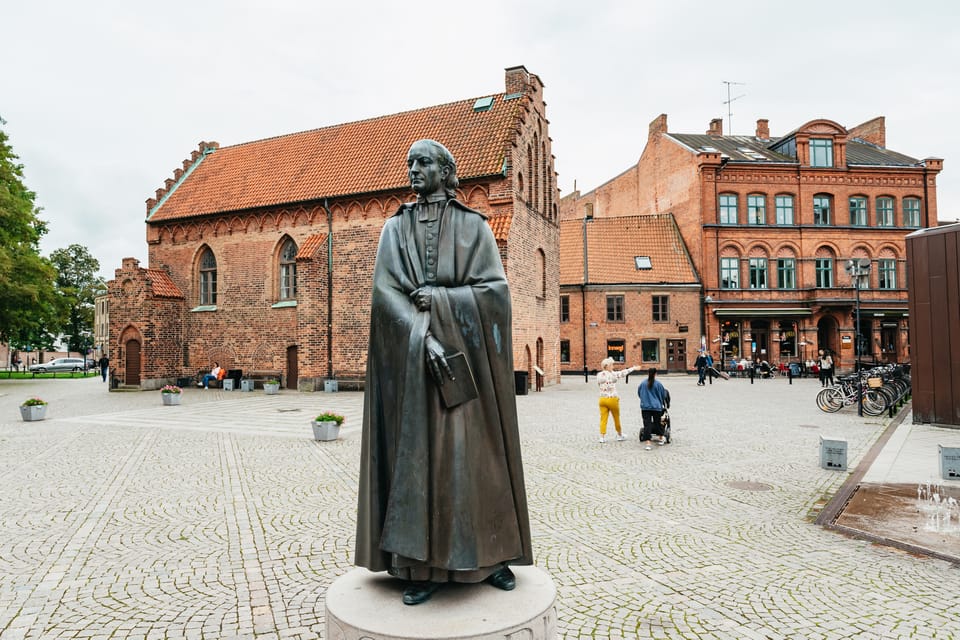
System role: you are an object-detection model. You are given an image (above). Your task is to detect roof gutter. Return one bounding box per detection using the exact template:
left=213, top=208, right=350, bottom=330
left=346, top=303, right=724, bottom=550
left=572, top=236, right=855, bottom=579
left=324, top=198, right=334, bottom=382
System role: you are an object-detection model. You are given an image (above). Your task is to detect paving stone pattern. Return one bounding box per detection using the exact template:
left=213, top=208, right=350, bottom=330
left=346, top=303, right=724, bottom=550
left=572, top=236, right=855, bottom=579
left=1, top=375, right=958, bottom=639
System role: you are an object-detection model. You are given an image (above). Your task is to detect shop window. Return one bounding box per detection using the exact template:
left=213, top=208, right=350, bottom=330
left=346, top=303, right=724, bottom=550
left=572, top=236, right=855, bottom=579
left=641, top=339, right=659, bottom=363
left=607, top=339, right=626, bottom=363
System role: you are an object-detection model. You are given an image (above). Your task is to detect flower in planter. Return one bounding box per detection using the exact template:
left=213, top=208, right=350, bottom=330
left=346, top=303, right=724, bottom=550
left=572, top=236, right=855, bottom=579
left=160, top=385, right=182, bottom=394
left=265, top=379, right=279, bottom=385
left=21, top=397, right=48, bottom=407
left=314, top=411, right=345, bottom=426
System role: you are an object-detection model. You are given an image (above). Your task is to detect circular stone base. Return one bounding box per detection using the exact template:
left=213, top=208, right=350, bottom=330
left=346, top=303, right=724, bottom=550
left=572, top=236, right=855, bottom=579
left=326, top=566, right=556, bottom=640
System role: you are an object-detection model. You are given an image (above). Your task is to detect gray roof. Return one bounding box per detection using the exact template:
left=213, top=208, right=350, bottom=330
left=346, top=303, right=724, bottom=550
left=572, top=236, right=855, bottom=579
left=667, top=133, right=921, bottom=168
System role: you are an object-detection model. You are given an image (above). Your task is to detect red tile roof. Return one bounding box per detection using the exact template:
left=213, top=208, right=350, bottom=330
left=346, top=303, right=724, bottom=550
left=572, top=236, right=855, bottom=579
left=149, top=94, right=527, bottom=222
left=145, top=269, right=184, bottom=298
left=296, top=233, right=328, bottom=260
left=487, top=213, right=512, bottom=243
left=559, top=215, right=698, bottom=285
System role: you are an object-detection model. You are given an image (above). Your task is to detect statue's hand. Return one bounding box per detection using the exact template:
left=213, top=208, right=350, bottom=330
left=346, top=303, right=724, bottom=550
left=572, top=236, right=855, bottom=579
left=424, top=334, right=454, bottom=384
left=410, top=286, right=433, bottom=311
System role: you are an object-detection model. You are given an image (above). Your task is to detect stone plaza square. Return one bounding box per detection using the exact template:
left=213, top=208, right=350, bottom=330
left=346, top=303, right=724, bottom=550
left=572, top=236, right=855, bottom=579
left=1, top=374, right=959, bottom=639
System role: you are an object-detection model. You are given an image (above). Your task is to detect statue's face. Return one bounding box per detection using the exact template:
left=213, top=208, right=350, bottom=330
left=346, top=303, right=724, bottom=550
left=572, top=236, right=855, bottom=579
left=407, top=142, right=448, bottom=197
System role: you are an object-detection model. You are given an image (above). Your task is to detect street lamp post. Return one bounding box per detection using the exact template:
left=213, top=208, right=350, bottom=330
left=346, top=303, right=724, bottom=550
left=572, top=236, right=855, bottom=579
left=846, top=258, right=871, bottom=416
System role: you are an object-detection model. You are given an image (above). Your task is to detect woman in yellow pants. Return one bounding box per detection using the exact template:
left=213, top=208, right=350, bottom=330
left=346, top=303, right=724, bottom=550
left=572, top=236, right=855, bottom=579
left=596, top=357, right=639, bottom=443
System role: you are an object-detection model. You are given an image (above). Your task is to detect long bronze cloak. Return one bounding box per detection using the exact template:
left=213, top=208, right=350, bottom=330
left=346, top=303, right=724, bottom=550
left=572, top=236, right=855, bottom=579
left=354, top=199, right=533, bottom=578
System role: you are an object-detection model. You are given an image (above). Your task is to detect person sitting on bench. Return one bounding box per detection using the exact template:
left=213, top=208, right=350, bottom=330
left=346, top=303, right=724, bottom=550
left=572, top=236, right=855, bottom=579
left=199, top=362, right=223, bottom=389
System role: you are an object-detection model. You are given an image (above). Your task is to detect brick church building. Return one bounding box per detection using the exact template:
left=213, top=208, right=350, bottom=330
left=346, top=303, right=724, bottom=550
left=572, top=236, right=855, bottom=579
left=561, top=114, right=942, bottom=371
left=107, top=66, right=559, bottom=391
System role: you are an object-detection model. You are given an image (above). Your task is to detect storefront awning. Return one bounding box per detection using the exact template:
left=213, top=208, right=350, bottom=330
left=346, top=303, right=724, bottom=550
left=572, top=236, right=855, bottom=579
left=713, top=308, right=812, bottom=317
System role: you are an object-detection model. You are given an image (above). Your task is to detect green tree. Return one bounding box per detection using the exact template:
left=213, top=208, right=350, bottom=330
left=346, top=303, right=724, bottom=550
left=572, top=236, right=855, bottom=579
left=0, top=117, right=59, bottom=348
left=49, top=244, right=106, bottom=356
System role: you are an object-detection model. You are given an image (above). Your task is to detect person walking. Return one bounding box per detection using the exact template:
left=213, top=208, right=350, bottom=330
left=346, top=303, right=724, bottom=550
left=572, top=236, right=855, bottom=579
left=695, top=350, right=708, bottom=386
left=596, top=357, right=639, bottom=443
left=638, top=368, right=670, bottom=450
left=820, top=350, right=834, bottom=386
left=98, top=355, right=109, bottom=382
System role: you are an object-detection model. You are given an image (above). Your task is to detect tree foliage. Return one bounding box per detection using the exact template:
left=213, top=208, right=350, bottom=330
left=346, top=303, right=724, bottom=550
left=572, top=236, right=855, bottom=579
left=49, top=244, right=106, bottom=354
left=0, top=118, right=59, bottom=346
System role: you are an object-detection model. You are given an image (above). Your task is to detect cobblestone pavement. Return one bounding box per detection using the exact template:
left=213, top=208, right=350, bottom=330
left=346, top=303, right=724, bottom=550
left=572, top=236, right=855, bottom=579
left=1, top=374, right=959, bottom=639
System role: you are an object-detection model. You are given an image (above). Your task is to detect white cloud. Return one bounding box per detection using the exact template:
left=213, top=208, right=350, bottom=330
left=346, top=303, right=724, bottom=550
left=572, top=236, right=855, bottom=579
left=3, top=0, right=957, bottom=278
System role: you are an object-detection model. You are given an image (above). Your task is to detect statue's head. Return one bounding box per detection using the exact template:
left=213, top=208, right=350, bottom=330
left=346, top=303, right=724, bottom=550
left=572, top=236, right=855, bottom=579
left=407, top=139, right=458, bottom=198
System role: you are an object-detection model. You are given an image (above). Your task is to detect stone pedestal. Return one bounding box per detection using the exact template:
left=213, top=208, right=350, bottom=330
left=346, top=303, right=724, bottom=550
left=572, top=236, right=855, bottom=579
left=326, top=566, right=556, bottom=640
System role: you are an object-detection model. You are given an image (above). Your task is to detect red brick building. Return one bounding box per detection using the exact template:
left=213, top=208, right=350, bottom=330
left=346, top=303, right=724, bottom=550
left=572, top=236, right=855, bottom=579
left=561, top=114, right=943, bottom=370
left=108, top=66, right=559, bottom=391
left=559, top=214, right=700, bottom=374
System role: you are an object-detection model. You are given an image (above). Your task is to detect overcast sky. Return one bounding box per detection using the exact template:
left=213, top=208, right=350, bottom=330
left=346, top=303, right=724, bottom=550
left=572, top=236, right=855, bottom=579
left=3, top=0, right=958, bottom=279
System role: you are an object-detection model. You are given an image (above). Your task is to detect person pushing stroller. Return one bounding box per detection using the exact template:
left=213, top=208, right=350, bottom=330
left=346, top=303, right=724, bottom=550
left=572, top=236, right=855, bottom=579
left=638, top=368, right=670, bottom=450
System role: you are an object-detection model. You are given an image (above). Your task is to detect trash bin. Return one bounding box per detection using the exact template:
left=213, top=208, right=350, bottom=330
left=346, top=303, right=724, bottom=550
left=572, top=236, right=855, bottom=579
left=514, top=371, right=528, bottom=395
left=227, top=369, right=243, bottom=387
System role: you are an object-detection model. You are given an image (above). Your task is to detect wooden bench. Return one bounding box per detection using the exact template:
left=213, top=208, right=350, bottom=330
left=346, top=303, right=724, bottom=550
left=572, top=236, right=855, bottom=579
left=243, top=370, right=282, bottom=390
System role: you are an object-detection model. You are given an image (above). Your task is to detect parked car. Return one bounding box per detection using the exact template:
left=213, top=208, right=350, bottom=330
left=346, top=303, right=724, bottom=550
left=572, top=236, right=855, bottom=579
left=29, top=358, right=87, bottom=373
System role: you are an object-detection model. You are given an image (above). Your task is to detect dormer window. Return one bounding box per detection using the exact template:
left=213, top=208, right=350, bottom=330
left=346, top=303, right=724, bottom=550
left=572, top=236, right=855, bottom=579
left=810, top=138, right=834, bottom=167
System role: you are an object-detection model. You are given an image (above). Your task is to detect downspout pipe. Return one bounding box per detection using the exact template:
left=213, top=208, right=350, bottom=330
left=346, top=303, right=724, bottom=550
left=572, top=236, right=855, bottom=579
left=323, top=199, right=334, bottom=382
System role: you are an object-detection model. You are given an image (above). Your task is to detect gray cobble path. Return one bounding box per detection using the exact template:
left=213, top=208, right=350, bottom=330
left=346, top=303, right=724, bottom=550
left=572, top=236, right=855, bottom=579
left=1, top=374, right=959, bottom=639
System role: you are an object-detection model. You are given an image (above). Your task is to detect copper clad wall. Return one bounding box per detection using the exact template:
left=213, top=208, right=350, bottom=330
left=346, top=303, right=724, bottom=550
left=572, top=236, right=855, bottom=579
left=906, top=224, right=960, bottom=427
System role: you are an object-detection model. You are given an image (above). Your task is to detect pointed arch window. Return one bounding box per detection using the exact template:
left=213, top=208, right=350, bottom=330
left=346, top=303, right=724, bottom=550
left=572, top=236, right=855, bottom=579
left=199, top=248, right=217, bottom=305
left=280, top=238, right=298, bottom=300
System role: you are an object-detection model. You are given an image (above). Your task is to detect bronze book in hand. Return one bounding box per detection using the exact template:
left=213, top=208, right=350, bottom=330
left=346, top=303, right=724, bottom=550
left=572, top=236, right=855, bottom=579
left=436, top=351, right=479, bottom=409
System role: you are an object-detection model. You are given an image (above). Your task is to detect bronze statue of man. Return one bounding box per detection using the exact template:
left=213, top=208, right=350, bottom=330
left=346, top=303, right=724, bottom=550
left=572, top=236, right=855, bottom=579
left=355, top=139, right=533, bottom=605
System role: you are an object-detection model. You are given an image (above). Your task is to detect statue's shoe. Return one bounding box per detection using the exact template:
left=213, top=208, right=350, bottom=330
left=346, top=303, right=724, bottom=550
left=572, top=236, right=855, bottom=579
left=402, top=581, right=442, bottom=605
left=485, top=566, right=516, bottom=591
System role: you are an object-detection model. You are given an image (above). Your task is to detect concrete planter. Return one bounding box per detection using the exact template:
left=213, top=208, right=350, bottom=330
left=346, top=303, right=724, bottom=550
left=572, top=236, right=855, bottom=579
left=312, top=421, right=341, bottom=441
left=264, top=383, right=280, bottom=395
left=19, top=404, right=48, bottom=421
left=162, top=393, right=182, bottom=406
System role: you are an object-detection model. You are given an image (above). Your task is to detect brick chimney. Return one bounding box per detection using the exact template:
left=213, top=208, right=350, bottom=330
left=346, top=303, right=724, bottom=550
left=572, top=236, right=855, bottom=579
left=756, top=119, right=770, bottom=140
left=648, top=114, right=668, bottom=140
left=848, top=116, right=886, bottom=147
left=707, top=118, right=723, bottom=136
left=505, top=65, right=532, bottom=95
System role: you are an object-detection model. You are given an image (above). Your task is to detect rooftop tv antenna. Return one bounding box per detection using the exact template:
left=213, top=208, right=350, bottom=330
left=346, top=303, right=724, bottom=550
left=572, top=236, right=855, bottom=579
left=722, top=80, right=746, bottom=135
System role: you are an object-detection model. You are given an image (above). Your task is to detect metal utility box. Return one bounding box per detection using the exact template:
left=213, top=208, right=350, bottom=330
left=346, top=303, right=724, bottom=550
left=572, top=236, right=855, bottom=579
left=222, top=378, right=234, bottom=391
left=906, top=224, right=960, bottom=428
left=940, top=445, right=960, bottom=480
left=819, top=436, right=848, bottom=471
left=241, top=379, right=255, bottom=392
left=324, top=380, right=338, bottom=393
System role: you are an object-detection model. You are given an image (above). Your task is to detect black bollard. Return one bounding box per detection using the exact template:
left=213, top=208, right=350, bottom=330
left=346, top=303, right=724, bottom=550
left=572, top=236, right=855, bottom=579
left=583, top=365, right=588, bottom=383
left=788, top=367, right=793, bottom=385
left=750, top=366, right=755, bottom=384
